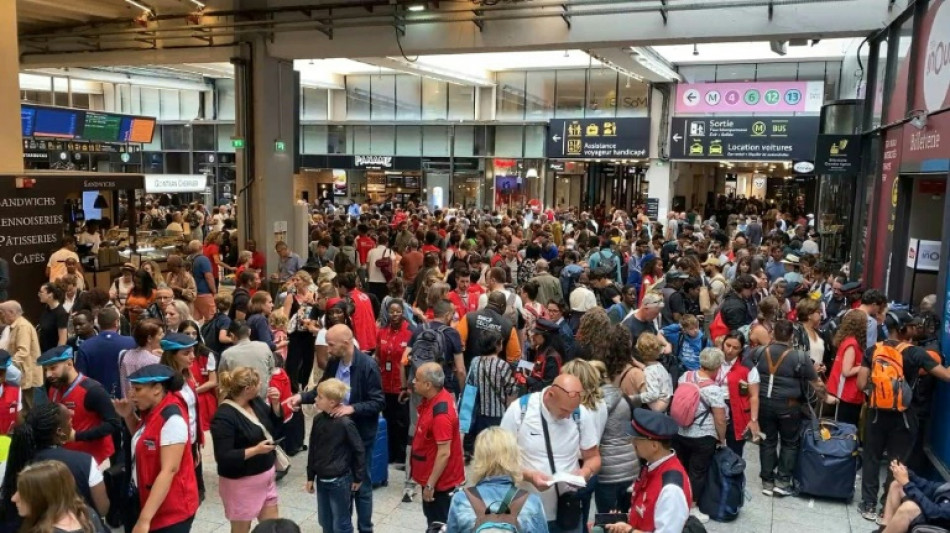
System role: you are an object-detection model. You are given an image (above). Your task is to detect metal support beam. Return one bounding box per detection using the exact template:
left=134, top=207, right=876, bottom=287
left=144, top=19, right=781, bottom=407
left=473, top=9, right=484, bottom=31
left=768, top=0, right=774, bottom=20
left=561, top=4, right=571, bottom=29
left=659, top=0, right=667, bottom=24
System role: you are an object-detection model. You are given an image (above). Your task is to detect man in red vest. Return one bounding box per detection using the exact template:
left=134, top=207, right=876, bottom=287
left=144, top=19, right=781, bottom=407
left=603, top=408, right=691, bottom=533
left=39, top=345, right=120, bottom=467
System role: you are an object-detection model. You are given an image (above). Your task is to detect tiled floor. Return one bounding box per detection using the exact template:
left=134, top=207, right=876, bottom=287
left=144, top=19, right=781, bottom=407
left=192, top=421, right=877, bottom=533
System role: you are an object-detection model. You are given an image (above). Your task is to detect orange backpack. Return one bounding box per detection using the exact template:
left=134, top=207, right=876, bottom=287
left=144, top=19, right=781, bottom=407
left=868, top=341, right=913, bottom=411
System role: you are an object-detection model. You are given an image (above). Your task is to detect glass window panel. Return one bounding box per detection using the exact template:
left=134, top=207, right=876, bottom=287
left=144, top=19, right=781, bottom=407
left=496, top=71, right=526, bottom=120
left=351, top=125, right=371, bottom=154
left=192, top=124, right=215, bottom=151
left=454, top=125, right=475, bottom=157
left=327, top=125, right=347, bottom=154
left=422, top=125, right=450, bottom=156
left=493, top=126, right=523, bottom=158
left=524, top=126, right=545, bottom=158
left=72, top=93, right=91, bottom=110
left=395, top=125, right=422, bottom=156
left=587, top=68, right=618, bottom=117
left=474, top=125, right=488, bottom=156
left=796, top=62, right=827, bottom=81
left=159, top=89, right=181, bottom=120
left=555, top=69, right=586, bottom=118
left=180, top=91, right=200, bottom=120
left=448, top=84, right=475, bottom=120
left=140, top=88, right=161, bottom=119
left=679, top=65, right=716, bottom=83
left=216, top=80, right=235, bottom=121
left=617, top=78, right=650, bottom=117
left=143, top=131, right=162, bottom=152
left=395, top=75, right=422, bottom=120
left=715, top=64, right=756, bottom=82
left=370, top=125, right=395, bottom=155
left=301, top=87, right=329, bottom=120
left=893, top=15, right=914, bottom=119
left=422, top=79, right=447, bottom=120
left=161, top=125, right=191, bottom=151
left=301, top=125, right=328, bottom=155
left=824, top=62, right=842, bottom=102
left=346, top=75, right=371, bottom=120
left=217, top=124, right=235, bottom=153
left=870, top=38, right=888, bottom=129
left=371, top=75, right=396, bottom=120
left=755, top=63, right=798, bottom=81
left=54, top=92, right=68, bottom=107
left=525, top=71, right=555, bottom=120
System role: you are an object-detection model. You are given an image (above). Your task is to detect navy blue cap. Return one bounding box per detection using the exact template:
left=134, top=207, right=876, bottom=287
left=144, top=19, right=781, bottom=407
left=0, top=350, right=12, bottom=369
left=159, top=333, right=198, bottom=352
left=128, top=364, right=176, bottom=384
left=37, top=346, right=74, bottom=366
left=626, top=408, right=679, bottom=440
left=841, top=281, right=862, bottom=293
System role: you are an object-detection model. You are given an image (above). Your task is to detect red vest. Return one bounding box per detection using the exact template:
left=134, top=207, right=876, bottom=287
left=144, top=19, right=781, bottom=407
left=726, top=360, right=753, bottom=441
left=448, top=287, right=481, bottom=321
left=135, top=392, right=199, bottom=530
left=376, top=322, right=413, bottom=394
left=190, top=354, right=218, bottom=432
left=0, top=384, right=20, bottom=435
left=269, top=368, right=293, bottom=423
left=350, top=289, right=378, bottom=351
left=629, top=454, right=692, bottom=532
left=49, top=375, right=114, bottom=464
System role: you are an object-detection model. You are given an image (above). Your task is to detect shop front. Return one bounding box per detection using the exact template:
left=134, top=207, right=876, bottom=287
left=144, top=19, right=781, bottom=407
left=546, top=117, right=651, bottom=213
left=298, top=155, right=425, bottom=208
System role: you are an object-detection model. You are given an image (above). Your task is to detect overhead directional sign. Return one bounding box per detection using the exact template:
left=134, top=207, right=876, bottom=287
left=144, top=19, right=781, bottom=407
left=668, top=115, right=820, bottom=161
left=547, top=118, right=651, bottom=159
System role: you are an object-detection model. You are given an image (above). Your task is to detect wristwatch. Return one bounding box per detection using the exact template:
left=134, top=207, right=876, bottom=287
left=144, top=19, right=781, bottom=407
left=424, top=484, right=434, bottom=492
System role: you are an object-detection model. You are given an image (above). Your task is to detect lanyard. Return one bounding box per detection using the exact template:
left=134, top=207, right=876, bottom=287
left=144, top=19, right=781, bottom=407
left=52, top=374, right=85, bottom=404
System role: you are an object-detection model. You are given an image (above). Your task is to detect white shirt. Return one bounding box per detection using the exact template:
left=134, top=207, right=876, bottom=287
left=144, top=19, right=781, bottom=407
left=801, top=239, right=820, bottom=255
left=78, top=232, right=101, bottom=254
left=131, top=413, right=188, bottom=484
left=569, top=286, right=598, bottom=313
left=365, top=245, right=397, bottom=284
left=179, top=383, right=198, bottom=444
left=477, top=287, right=524, bottom=313
left=500, top=390, right=599, bottom=519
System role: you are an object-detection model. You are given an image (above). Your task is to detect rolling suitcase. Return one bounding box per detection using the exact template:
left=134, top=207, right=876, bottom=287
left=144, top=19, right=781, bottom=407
left=370, top=415, right=389, bottom=488
left=794, top=418, right=859, bottom=501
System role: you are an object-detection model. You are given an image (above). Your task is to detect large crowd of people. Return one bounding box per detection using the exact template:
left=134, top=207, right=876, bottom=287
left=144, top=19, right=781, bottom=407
left=0, top=196, right=946, bottom=533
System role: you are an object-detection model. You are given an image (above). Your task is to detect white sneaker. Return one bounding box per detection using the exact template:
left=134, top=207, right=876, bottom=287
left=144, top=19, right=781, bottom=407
left=690, top=507, right=710, bottom=524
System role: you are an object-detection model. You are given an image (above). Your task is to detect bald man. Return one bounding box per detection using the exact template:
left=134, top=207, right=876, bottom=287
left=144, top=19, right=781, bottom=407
left=500, top=373, right=603, bottom=533
left=291, top=324, right=384, bottom=533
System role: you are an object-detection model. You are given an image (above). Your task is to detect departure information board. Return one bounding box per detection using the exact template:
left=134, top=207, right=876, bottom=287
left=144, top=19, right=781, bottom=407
left=22, top=104, right=156, bottom=143
left=120, top=117, right=156, bottom=143
left=21, top=107, right=35, bottom=137
left=33, top=107, right=83, bottom=138
left=83, top=112, right=124, bottom=142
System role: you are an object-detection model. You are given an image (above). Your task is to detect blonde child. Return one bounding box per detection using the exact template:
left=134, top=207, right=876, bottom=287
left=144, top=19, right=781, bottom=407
left=269, top=309, right=289, bottom=360
left=636, top=333, right=674, bottom=412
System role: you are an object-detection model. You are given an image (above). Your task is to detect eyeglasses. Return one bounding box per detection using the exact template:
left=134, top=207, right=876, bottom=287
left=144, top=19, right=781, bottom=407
left=547, top=307, right=561, bottom=314
left=552, top=383, right=583, bottom=398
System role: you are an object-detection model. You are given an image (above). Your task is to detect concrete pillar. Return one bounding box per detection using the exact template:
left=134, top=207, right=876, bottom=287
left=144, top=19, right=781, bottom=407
left=647, top=162, right=673, bottom=221
left=0, top=0, right=24, bottom=173
left=236, top=39, right=299, bottom=276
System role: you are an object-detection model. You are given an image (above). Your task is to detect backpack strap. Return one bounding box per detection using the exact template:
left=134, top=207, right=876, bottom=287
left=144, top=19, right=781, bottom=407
left=518, top=394, right=530, bottom=425
left=464, top=487, right=489, bottom=518
left=505, top=489, right=531, bottom=519
left=766, top=347, right=792, bottom=376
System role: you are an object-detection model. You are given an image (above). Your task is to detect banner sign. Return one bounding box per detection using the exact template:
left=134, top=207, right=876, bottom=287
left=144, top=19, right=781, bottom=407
left=675, top=81, right=825, bottom=114
left=668, top=116, right=820, bottom=161
left=546, top=118, right=650, bottom=159
left=907, top=238, right=942, bottom=271
left=815, top=134, right=863, bottom=174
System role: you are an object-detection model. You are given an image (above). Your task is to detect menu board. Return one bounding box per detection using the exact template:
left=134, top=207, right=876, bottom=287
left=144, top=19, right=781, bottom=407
left=120, top=117, right=156, bottom=143
left=33, top=107, right=83, bottom=138
left=21, top=107, right=35, bottom=137
left=83, top=112, right=124, bottom=142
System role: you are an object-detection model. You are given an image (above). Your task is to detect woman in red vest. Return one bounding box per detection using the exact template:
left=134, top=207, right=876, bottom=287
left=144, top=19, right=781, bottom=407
left=719, top=331, right=761, bottom=456
left=159, top=333, right=206, bottom=502
left=113, top=364, right=198, bottom=533
left=376, top=298, right=413, bottom=465
left=825, top=310, right=868, bottom=427
left=179, top=321, right=218, bottom=433
left=0, top=351, right=20, bottom=435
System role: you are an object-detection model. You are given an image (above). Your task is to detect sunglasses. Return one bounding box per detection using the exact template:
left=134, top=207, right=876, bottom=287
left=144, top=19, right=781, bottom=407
left=552, top=383, right=583, bottom=398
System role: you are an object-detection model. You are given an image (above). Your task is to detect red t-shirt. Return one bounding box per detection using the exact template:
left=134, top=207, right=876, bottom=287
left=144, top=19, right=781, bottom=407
left=249, top=250, right=266, bottom=272
left=410, top=388, right=465, bottom=490
left=356, top=236, right=377, bottom=265
left=203, top=244, right=220, bottom=280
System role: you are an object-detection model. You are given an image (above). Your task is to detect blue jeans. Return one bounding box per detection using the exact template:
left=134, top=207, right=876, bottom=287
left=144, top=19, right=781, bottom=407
left=316, top=474, right=354, bottom=533
left=593, top=479, right=632, bottom=515
left=576, top=475, right=598, bottom=533
left=355, top=440, right=374, bottom=533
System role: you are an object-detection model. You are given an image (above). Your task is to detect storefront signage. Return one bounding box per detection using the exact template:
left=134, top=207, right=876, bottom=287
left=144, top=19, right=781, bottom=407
left=906, top=238, right=942, bottom=271
left=144, top=174, right=208, bottom=194
left=792, top=161, right=816, bottom=174
left=354, top=155, right=393, bottom=168
left=675, top=81, right=825, bottom=114
left=668, top=116, right=820, bottom=161
left=546, top=118, right=651, bottom=159
left=814, top=134, right=863, bottom=174
left=645, top=198, right=660, bottom=220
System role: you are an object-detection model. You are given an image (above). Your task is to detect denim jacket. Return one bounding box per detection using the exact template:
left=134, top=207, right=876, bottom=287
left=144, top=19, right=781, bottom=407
left=446, top=476, right=549, bottom=532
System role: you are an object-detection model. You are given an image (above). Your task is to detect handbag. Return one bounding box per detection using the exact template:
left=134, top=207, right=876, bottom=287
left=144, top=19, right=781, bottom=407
left=458, top=358, right=480, bottom=434
left=375, top=248, right=394, bottom=282
left=222, top=399, right=291, bottom=473
left=540, top=403, right=582, bottom=530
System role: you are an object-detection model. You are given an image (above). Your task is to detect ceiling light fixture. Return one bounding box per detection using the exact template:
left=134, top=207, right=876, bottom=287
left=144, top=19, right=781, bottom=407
left=188, top=0, right=205, bottom=8
left=124, top=0, right=153, bottom=14
left=407, top=4, right=426, bottom=11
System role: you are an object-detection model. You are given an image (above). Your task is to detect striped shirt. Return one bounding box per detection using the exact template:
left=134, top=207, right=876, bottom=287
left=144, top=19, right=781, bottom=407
left=471, top=355, right=516, bottom=418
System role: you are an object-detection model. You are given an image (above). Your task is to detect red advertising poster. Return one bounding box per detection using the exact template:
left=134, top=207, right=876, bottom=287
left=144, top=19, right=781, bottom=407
left=866, top=128, right=903, bottom=288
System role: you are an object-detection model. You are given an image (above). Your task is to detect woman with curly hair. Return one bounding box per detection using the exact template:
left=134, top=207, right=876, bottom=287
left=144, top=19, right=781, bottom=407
left=825, top=309, right=868, bottom=426
left=571, top=307, right=612, bottom=361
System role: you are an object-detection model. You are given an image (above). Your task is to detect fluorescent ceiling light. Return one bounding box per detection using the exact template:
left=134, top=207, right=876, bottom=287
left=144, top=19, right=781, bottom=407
left=652, top=38, right=854, bottom=64
left=408, top=4, right=426, bottom=11
left=124, top=0, right=153, bottom=14
left=189, top=0, right=205, bottom=8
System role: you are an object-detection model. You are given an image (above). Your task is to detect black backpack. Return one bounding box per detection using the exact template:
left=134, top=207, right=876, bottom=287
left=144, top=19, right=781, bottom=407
left=409, top=323, right=449, bottom=384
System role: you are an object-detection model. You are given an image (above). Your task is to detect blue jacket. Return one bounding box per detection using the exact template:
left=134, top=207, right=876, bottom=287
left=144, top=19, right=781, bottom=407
left=661, top=324, right=708, bottom=372
left=905, top=472, right=950, bottom=522
left=76, top=330, right=137, bottom=398
left=446, top=476, right=549, bottom=533
left=305, top=349, right=385, bottom=444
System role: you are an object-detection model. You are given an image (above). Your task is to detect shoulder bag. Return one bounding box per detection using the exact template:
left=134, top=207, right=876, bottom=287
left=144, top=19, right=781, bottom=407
left=221, top=399, right=291, bottom=473
left=540, top=403, right=582, bottom=530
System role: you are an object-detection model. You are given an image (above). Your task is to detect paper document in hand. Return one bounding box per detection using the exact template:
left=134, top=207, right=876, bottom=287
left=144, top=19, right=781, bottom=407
left=544, top=472, right=587, bottom=488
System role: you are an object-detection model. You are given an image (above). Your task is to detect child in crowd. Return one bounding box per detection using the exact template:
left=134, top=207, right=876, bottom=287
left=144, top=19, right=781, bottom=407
left=269, top=310, right=289, bottom=360
left=659, top=314, right=709, bottom=371
left=269, top=353, right=296, bottom=475
left=636, top=333, right=674, bottom=412
left=306, top=379, right=366, bottom=533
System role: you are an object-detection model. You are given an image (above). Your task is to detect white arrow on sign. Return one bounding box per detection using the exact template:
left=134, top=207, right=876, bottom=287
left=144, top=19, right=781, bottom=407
left=552, top=134, right=562, bottom=142
left=672, top=133, right=682, bottom=142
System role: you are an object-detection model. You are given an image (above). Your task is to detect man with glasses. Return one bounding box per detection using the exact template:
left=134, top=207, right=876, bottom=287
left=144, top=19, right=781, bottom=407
left=141, top=286, right=174, bottom=324
left=501, top=374, right=602, bottom=533
left=545, top=301, right=575, bottom=353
